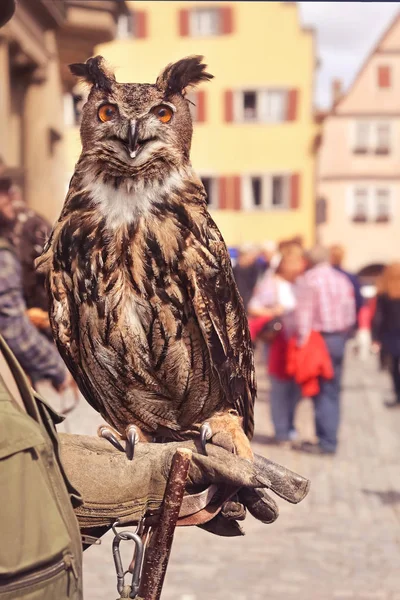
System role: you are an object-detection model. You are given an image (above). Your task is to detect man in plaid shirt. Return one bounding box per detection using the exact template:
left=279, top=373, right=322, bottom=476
left=0, top=178, right=68, bottom=389
left=293, top=246, right=356, bottom=455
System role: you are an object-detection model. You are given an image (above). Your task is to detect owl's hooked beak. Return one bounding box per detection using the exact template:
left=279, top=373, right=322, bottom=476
left=128, top=120, right=140, bottom=159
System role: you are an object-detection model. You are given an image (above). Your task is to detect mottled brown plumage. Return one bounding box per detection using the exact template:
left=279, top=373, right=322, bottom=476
left=38, top=56, right=256, bottom=445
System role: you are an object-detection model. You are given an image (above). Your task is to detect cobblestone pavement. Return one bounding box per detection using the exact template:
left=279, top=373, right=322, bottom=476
left=52, top=348, right=400, bottom=600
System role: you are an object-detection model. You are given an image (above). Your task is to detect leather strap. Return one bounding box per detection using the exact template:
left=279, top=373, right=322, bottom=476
left=177, top=485, right=238, bottom=527
left=178, top=484, right=218, bottom=518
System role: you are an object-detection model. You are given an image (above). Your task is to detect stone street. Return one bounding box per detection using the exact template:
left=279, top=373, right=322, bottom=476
left=51, top=348, right=400, bottom=600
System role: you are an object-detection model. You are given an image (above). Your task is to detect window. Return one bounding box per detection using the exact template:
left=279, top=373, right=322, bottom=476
left=63, top=92, right=86, bottom=126
left=244, top=174, right=290, bottom=210
left=349, top=187, right=393, bottom=223
left=353, top=121, right=392, bottom=154
left=250, top=177, right=262, bottom=206
left=376, top=123, right=391, bottom=154
left=264, top=90, right=287, bottom=122
left=243, top=92, right=257, bottom=121
left=272, top=176, right=286, bottom=207
left=182, top=6, right=233, bottom=37
left=235, top=90, right=287, bottom=123
left=353, top=188, right=369, bottom=223
left=201, top=177, right=219, bottom=208
left=117, top=14, right=134, bottom=39
left=117, top=12, right=146, bottom=39
left=354, top=122, right=370, bottom=154
left=190, top=8, right=221, bottom=36
left=375, top=189, right=390, bottom=222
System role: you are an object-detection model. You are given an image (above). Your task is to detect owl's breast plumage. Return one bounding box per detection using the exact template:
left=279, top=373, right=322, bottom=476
left=46, top=200, right=222, bottom=434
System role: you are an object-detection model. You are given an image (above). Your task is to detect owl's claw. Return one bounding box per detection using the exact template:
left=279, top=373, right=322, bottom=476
left=200, top=422, right=213, bottom=455
left=98, top=425, right=125, bottom=453
left=125, top=425, right=140, bottom=461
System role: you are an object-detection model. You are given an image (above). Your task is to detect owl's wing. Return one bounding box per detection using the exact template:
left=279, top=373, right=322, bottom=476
left=46, top=269, right=104, bottom=415
left=185, top=212, right=256, bottom=439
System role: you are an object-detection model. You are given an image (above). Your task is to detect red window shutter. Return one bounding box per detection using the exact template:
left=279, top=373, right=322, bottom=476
left=219, top=177, right=228, bottom=209
left=378, top=65, right=391, bottom=88
left=135, top=11, right=147, bottom=39
left=290, top=173, right=300, bottom=209
left=179, top=9, right=189, bottom=36
left=224, top=90, right=234, bottom=122
left=232, top=176, right=241, bottom=210
left=220, top=6, right=234, bottom=34
left=196, top=91, right=206, bottom=122
left=286, top=89, right=298, bottom=121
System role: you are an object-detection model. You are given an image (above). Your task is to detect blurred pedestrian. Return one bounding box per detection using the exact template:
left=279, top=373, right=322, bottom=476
left=330, top=244, right=363, bottom=317
left=372, top=263, right=400, bottom=408
left=0, top=172, right=52, bottom=334
left=248, top=244, right=305, bottom=444
left=9, top=186, right=52, bottom=311
left=0, top=177, right=69, bottom=390
left=233, top=243, right=262, bottom=311
left=256, top=240, right=276, bottom=276
left=356, top=295, right=374, bottom=361
left=292, top=246, right=356, bottom=455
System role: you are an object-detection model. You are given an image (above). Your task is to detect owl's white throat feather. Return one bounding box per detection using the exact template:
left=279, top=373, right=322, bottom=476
left=83, top=170, right=186, bottom=229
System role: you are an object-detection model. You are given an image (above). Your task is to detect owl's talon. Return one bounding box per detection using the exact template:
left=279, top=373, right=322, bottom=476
left=200, top=422, right=213, bottom=455
left=125, top=425, right=140, bottom=461
left=98, top=426, right=125, bottom=452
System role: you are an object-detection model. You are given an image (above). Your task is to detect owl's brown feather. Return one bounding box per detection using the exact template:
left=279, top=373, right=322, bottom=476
left=37, top=56, right=256, bottom=442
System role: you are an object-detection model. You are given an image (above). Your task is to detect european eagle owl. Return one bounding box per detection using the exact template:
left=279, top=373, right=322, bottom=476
left=38, top=55, right=256, bottom=458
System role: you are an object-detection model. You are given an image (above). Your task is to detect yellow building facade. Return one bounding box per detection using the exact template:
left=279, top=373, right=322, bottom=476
left=66, top=1, right=317, bottom=248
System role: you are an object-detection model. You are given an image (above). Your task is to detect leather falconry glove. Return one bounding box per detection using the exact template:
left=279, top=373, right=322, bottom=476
left=59, top=433, right=310, bottom=538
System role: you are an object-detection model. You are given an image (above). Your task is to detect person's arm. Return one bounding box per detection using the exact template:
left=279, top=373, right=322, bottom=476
left=294, top=276, right=314, bottom=345
left=248, top=274, right=283, bottom=318
left=352, top=275, right=364, bottom=316
left=0, top=249, right=67, bottom=388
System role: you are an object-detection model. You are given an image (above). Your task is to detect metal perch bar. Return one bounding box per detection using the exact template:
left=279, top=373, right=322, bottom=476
left=137, top=447, right=192, bottom=600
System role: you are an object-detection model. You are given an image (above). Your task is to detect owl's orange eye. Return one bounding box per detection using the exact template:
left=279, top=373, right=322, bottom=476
left=98, top=104, right=118, bottom=122
left=151, top=105, right=173, bottom=124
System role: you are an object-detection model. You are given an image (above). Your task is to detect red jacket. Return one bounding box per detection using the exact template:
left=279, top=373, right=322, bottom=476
left=286, top=331, right=334, bottom=397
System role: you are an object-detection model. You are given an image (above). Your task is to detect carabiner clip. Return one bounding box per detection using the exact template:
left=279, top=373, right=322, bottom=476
left=112, top=530, right=145, bottom=599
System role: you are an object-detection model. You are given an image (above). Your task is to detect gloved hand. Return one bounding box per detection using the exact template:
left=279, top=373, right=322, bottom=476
left=59, top=433, right=310, bottom=537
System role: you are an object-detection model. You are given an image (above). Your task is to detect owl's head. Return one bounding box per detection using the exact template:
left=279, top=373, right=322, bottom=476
left=69, top=55, right=213, bottom=177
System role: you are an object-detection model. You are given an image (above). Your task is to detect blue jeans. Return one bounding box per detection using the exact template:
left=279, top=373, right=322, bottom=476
left=270, top=375, right=300, bottom=441
left=313, top=332, right=347, bottom=452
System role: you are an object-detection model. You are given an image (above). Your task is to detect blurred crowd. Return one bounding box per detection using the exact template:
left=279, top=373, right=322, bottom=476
left=1, top=165, right=400, bottom=457
left=233, top=237, right=400, bottom=455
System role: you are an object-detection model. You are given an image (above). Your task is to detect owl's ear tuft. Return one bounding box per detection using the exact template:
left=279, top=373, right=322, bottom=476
left=69, top=56, right=116, bottom=93
left=156, top=56, right=213, bottom=96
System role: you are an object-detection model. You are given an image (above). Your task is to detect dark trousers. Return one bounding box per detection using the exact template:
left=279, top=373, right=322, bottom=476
left=313, top=332, right=347, bottom=452
left=390, top=355, right=400, bottom=401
